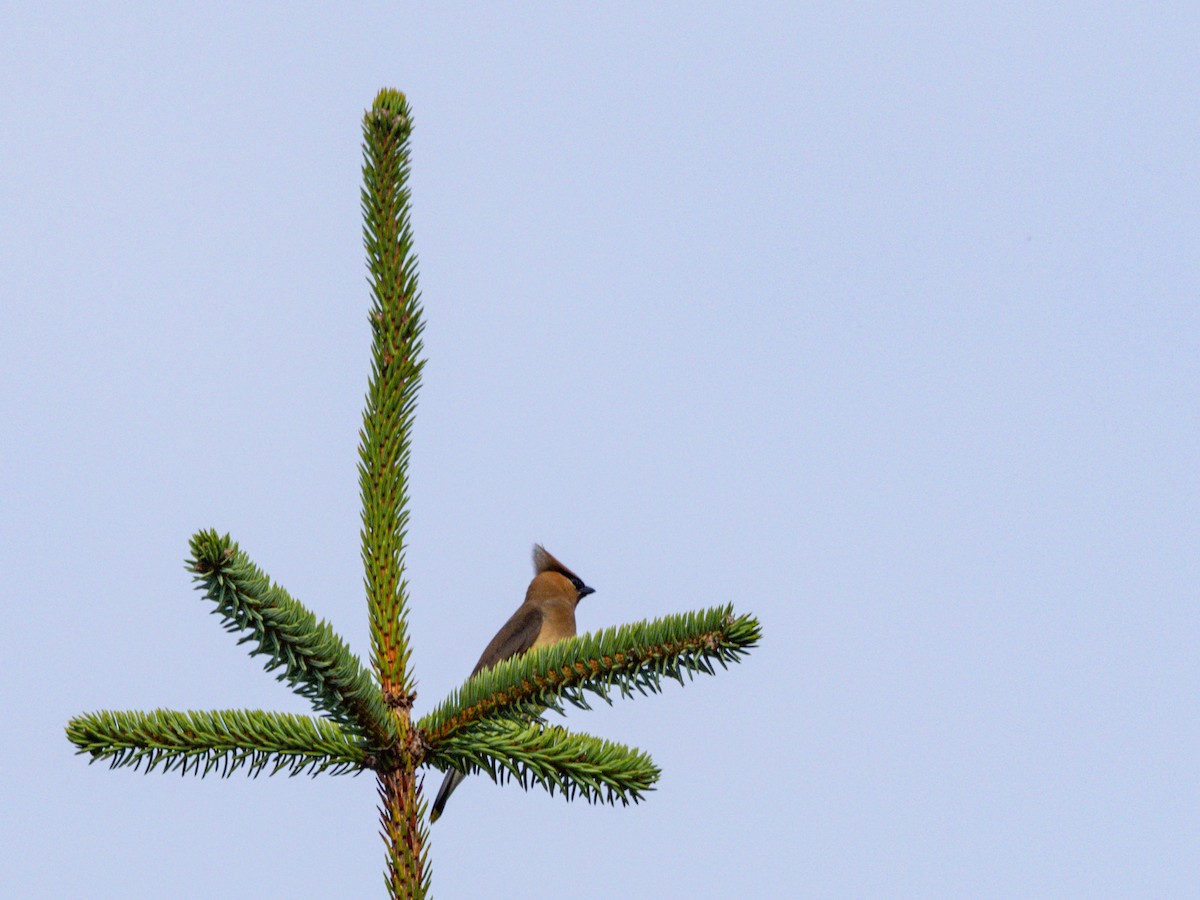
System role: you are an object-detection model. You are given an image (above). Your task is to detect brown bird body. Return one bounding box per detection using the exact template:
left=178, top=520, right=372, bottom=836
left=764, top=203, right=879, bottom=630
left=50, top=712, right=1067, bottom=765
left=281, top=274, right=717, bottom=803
left=429, top=545, right=594, bottom=823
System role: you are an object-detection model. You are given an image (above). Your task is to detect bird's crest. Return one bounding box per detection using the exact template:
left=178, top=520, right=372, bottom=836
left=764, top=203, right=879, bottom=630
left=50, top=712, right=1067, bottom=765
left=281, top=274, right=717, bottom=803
left=532, top=544, right=583, bottom=584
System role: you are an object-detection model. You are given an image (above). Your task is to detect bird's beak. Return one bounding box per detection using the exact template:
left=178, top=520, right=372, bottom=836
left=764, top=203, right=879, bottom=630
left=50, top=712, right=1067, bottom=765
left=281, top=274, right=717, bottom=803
left=577, top=585, right=595, bottom=600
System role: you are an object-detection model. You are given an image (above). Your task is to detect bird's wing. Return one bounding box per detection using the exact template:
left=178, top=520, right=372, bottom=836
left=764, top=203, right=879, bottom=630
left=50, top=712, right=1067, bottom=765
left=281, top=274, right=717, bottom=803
left=470, top=603, right=544, bottom=675
left=432, top=603, right=546, bottom=823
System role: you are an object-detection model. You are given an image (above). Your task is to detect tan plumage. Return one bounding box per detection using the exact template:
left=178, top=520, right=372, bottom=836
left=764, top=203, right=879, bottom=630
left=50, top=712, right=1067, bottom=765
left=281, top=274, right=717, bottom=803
left=428, top=545, right=594, bottom=823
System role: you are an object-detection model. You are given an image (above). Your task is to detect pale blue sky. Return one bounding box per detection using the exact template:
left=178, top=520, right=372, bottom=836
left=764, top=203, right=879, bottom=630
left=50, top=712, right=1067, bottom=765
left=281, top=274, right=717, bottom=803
left=3, top=5, right=1196, bottom=897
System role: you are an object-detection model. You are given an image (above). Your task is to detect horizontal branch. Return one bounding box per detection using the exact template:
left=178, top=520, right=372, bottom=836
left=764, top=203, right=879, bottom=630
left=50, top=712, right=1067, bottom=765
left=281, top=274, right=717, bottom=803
left=425, top=720, right=658, bottom=807
left=66, top=708, right=367, bottom=777
left=188, top=530, right=396, bottom=746
left=419, top=604, right=760, bottom=744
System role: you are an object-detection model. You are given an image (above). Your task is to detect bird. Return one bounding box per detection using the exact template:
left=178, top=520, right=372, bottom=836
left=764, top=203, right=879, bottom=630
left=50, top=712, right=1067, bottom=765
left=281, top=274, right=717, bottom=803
left=428, top=544, right=595, bottom=823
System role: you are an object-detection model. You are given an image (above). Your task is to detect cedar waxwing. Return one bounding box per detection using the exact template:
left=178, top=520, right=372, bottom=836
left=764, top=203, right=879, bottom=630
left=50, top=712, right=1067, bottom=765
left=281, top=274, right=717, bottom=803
left=428, top=544, right=595, bottom=823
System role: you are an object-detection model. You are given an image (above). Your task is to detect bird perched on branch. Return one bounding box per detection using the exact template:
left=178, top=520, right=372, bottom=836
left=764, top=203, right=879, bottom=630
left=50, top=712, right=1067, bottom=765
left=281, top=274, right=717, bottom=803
left=428, top=544, right=595, bottom=823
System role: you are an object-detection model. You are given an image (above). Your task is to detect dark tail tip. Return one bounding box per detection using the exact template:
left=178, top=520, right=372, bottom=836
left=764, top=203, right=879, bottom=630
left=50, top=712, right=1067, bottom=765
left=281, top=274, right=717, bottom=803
left=429, top=769, right=461, bottom=824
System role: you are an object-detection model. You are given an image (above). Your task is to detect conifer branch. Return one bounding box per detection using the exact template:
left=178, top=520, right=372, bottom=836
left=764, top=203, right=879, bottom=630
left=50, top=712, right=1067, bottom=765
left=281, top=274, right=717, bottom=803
left=379, top=767, right=430, bottom=898
left=66, top=709, right=366, bottom=777
left=427, top=720, right=659, bottom=807
left=188, top=530, right=396, bottom=746
left=359, top=88, right=423, bottom=712
left=360, top=87, right=428, bottom=899
left=419, top=605, right=761, bottom=744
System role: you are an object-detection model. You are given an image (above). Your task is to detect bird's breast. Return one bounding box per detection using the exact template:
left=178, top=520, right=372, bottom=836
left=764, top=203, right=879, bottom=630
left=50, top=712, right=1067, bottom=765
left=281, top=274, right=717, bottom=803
left=533, top=604, right=577, bottom=648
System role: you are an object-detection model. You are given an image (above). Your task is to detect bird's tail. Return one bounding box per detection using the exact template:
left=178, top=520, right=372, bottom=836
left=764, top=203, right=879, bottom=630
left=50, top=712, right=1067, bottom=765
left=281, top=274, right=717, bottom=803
left=429, top=768, right=466, bottom=823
